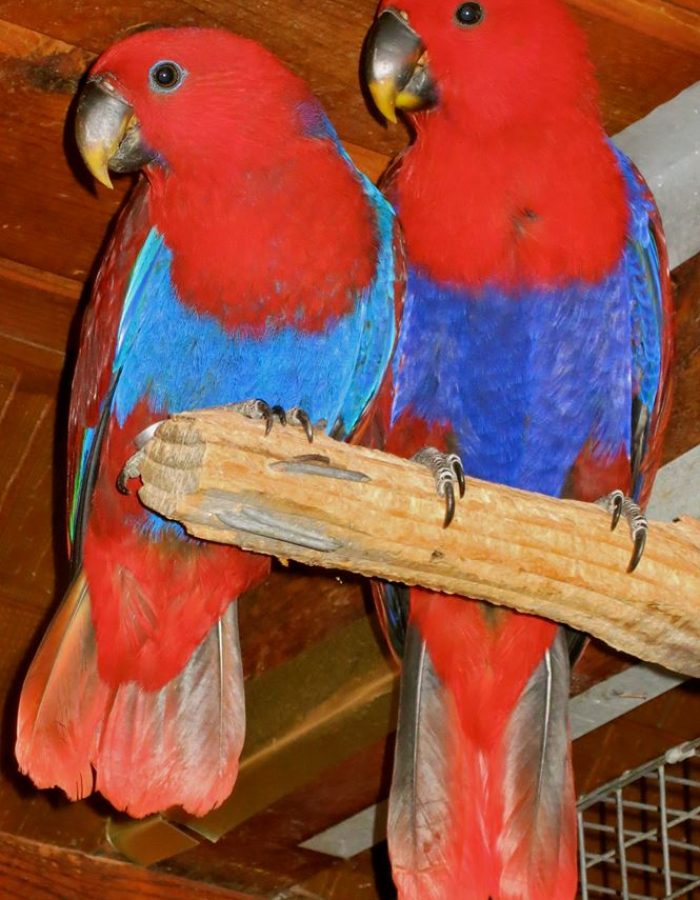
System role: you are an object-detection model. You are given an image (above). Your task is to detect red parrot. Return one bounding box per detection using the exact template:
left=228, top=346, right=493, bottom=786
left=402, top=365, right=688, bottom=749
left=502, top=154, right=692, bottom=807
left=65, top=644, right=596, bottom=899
left=16, top=27, right=402, bottom=818
left=362, top=1, right=673, bottom=896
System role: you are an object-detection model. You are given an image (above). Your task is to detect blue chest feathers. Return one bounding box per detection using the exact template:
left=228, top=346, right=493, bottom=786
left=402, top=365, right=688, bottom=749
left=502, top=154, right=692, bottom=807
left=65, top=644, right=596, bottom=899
left=392, top=266, right=633, bottom=497
left=112, top=226, right=396, bottom=441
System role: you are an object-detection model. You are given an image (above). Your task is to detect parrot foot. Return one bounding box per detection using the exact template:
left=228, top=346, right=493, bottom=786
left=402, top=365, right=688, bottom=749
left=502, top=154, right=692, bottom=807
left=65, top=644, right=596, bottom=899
left=117, top=448, right=146, bottom=495
left=596, top=490, right=648, bottom=573
left=232, top=399, right=314, bottom=443
left=413, top=447, right=466, bottom=528
left=116, top=421, right=165, bottom=495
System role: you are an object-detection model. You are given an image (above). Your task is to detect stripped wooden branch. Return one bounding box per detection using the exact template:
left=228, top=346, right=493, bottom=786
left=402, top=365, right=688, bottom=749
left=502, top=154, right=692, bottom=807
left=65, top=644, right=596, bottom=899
left=137, top=407, right=700, bottom=678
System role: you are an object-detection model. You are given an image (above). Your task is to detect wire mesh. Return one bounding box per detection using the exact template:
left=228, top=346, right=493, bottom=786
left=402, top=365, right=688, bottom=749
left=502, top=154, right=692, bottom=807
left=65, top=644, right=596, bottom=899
left=577, top=739, right=700, bottom=899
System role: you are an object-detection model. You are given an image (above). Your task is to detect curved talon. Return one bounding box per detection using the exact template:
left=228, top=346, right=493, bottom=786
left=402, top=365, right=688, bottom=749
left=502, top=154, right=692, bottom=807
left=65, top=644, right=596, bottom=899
left=596, top=490, right=648, bottom=573
left=116, top=470, right=131, bottom=495
left=270, top=405, right=287, bottom=426
left=239, top=398, right=273, bottom=433
left=116, top=447, right=146, bottom=496
left=413, top=446, right=466, bottom=528
left=610, top=490, right=624, bottom=531
left=235, top=399, right=314, bottom=441
left=628, top=528, right=647, bottom=574
left=289, top=408, right=314, bottom=443
left=443, top=482, right=456, bottom=529
left=453, top=456, right=466, bottom=499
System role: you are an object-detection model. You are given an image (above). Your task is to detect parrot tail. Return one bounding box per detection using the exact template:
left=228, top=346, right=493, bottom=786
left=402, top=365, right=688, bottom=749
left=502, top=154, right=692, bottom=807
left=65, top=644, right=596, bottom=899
left=387, top=589, right=578, bottom=900
left=16, top=570, right=245, bottom=818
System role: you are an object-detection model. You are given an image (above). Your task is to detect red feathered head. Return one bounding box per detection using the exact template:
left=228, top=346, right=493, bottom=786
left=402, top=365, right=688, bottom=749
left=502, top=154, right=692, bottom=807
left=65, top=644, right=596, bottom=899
left=76, top=27, right=312, bottom=187
left=364, top=0, right=599, bottom=128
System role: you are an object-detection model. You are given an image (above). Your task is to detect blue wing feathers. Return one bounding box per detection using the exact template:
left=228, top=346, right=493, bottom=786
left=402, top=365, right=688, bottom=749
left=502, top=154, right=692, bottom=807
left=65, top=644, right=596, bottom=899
left=613, top=147, right=664, bottom=417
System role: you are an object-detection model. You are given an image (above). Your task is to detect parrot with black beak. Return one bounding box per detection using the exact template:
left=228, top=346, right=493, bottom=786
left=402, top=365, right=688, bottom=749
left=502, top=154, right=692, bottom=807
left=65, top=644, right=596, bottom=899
left=362, top=1, right=673, bottom=896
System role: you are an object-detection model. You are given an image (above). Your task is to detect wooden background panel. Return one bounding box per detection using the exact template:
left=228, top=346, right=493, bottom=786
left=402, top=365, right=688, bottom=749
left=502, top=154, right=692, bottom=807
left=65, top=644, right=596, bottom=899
left=0, top=0, right=698, bottom=894
left=238, top=570, right=371, bottom=682
left=0, top=21, right=122, bottom=281
left=0, top=361, right=61, bottom=610
left=2, top=0, right=700, bottom=167
left=0, top=830, right=262, bottom=899
left=573, top=680, right=700, bottom=795
left=666, top=255, right=700, bottom=461
left=156, top=738, right=394, bottom=894
left=570, top=7, right=700, bottom=132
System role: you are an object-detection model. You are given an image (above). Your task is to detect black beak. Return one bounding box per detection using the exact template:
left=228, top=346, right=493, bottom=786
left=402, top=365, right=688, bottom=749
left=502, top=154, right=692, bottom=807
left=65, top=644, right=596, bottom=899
left=75, top=77, right=153, bottom=187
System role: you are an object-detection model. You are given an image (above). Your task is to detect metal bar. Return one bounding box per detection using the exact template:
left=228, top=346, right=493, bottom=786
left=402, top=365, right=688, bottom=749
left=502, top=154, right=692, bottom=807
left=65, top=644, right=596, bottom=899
left=578, top=809, right=589, bottom=900
left=666, top=805, right=700, bottom=830
left=576, top=740, right=700, bottom=900
left=583, top=825, right=657, bottom=867
left=601, top=798, right=658, bottom=812
left=659, top=765, right=673, bottom=896
left=585, top=852, right=700, bottom=882
left=666, top=876, right=700, bottom=900
left=666, top=871, right=700, bottom=883
left=646, top=775, right=700, bottom=789
left=581, top=821, right=700, bottom=851
left=616, top=788, right=630, bottom=898
left=582, top=821, right=700, bottom=849
left=585, top=886, right=655, bottom=900
left=577, top=740, right=700, bottom=811
left=598, top=797, right=700, bottom=823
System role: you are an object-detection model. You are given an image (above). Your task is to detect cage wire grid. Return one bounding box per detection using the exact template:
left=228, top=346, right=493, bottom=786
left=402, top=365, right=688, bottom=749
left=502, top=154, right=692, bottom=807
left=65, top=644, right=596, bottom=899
left=577, top=738, right=700, bottom=899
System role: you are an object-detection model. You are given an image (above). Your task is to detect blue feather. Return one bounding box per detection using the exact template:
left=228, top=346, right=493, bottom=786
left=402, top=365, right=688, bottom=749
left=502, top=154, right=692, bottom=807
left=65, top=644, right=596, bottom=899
left=111, top=225, right=395, bottom=437
left=72, top=140, right=399, bottom=533
left=392, top=147, right=665, bottom=500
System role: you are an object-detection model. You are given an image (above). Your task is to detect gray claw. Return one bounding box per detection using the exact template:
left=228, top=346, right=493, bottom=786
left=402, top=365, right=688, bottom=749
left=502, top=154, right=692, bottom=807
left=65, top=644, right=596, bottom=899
left=270, top=405, right=287, bottom=427
left=608, top=490, right=623, bottom=531
left=444, top=482, right=456, bottom=529
left=596, top=490, right=648, bottom=572
left=288, top=407, right=314, bottom=443
left=629, top=528, right=647, bottom=574
left=233, top=399, right=313, bottom=442
left=413, top=447, right=466, bottom=529
left=117, top=447, right=146, bottom=495
left=454, top=457, right=466, bottom=499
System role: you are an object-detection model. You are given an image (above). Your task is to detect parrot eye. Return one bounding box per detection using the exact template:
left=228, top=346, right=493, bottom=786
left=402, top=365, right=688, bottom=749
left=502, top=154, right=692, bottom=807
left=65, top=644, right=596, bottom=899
left=455, top=2, right=484, bottom=26
left=149, top=61, right=185, bottom=92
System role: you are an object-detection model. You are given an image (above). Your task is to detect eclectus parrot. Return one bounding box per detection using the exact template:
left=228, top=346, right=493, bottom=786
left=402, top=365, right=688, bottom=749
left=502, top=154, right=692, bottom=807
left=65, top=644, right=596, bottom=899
left=363, top=1, right=673, bottom=896
left=16, top=27, right=402, bottom=819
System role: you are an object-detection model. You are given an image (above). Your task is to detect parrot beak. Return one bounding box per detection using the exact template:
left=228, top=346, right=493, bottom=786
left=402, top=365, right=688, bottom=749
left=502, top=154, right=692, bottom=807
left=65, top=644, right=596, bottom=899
left=363, top=8, right=437, bottom=123
left=75, top=77, right=153, bottom=188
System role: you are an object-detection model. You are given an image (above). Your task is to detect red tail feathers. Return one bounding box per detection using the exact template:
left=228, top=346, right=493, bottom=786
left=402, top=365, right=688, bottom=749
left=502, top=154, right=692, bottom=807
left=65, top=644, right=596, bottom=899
left=16, top=572, right=245, bottom=817
left=387, top=590, right=577, bottom=899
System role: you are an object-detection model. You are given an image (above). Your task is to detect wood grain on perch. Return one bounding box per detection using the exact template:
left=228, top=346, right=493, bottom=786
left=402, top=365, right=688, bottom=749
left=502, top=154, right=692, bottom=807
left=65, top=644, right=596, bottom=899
left=137, top=407, right=700, bottom=678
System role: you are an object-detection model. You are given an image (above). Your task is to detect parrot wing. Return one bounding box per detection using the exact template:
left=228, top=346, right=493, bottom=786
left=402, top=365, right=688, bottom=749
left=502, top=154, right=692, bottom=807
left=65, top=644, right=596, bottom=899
left=625, top=163, right=674, bottom=507
left=67, top=179, right=151, bottom=551
left=568, top=150, right=673, bottom=508
left=19, top=156, right=402, bottom=817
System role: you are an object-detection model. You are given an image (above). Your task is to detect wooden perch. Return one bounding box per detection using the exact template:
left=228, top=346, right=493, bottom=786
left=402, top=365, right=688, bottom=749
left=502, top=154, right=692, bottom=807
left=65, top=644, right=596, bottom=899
left=138, top=407, right=700, bottom=678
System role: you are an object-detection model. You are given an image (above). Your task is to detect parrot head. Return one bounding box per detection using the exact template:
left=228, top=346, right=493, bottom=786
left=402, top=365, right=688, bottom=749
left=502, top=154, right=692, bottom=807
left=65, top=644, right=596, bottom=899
left=363, top=0, right=597, bottom=127
left=76, top=27, right=312, bottom=188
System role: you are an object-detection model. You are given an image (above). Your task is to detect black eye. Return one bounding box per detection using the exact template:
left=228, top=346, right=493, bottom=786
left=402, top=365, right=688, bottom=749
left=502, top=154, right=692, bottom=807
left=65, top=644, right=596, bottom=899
left=149, top=61, right=184, bottom=91
left=455, top=2, right=484, bottom=25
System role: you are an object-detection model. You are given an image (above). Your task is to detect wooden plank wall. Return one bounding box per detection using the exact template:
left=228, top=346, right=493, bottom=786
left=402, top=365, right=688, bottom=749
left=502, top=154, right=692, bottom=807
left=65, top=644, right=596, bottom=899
left=0, top=0, right=699, bottom=896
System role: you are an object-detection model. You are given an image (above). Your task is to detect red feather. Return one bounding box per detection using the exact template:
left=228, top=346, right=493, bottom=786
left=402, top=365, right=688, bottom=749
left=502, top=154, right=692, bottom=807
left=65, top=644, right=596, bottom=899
left=67, top=179, right=151, bottom=541
left=365, top=0, right=673, bottom=896
left=19, top=27, right=387, bottom=818
left=93, top=29, right=376, bottom=334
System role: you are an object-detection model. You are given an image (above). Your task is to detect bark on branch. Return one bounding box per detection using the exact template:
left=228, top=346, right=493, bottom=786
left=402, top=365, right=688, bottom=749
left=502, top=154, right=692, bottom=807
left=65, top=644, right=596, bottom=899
left=137, top=407, right=700, bottom=677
